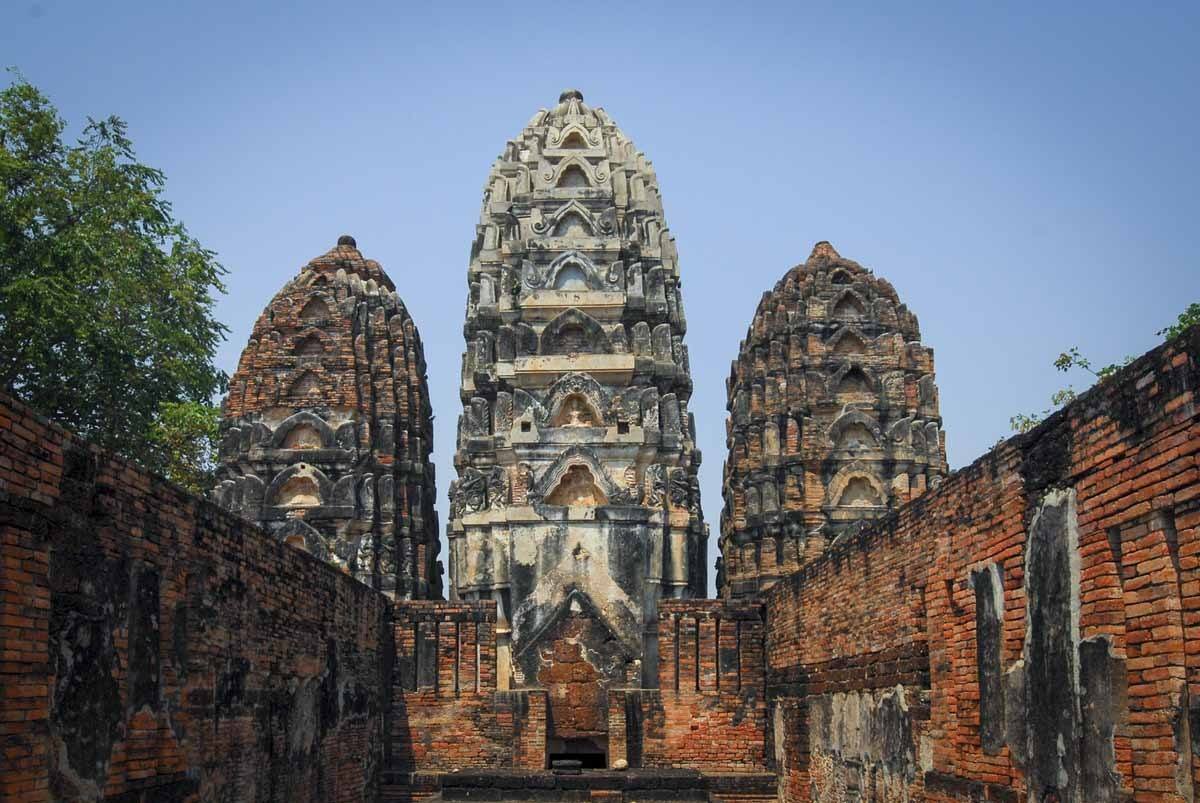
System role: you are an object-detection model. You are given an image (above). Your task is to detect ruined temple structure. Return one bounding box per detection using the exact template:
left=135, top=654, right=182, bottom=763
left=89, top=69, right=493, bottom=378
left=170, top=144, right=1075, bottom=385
left=446, top=89, right=707, bottom=761
left=7, top=88, right=1200, bottom=803
left=719, top=242, right=948, bottom=598
left=213, top=236, right=440, bottom=598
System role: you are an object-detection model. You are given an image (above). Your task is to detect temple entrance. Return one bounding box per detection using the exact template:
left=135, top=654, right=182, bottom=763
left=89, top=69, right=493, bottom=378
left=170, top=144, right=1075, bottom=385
left=517, top=592, right=637, bottom=769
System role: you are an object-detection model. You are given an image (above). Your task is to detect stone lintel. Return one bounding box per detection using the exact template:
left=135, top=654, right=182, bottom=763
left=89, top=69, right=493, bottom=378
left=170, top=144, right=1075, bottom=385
left=501, top=354, right=636, bottom=386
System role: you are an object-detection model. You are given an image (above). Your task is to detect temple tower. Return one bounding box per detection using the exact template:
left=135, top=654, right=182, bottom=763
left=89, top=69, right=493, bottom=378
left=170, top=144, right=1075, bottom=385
left=448, top=90, right=706, bottom=760
left=719, top=242, right=947, bottom=598
left=214, top=236, right=440, bottom=599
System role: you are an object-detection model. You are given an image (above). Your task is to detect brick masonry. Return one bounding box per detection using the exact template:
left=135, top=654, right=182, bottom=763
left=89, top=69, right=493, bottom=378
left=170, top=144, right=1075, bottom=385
left=388, top=601, right=546, bottom=777
left=764, top=325, right=1200, bottom=801
left=2, top=321, right=1198, bottom=802
left=0, top=393, right=392, bottom=803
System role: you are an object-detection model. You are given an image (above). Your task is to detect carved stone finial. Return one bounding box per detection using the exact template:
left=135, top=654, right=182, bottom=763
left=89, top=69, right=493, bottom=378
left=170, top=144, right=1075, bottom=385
left=337, top=234, right=357, bottom=248
left=559, top=89, right=584, bottom=103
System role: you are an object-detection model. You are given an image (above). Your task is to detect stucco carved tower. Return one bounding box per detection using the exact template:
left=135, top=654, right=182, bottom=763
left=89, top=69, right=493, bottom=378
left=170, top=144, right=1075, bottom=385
left=215, top=237, right=440, bottom=599
left=448, top=90, right=706, bottom=748
left=719, top=242, right=947, bottom=598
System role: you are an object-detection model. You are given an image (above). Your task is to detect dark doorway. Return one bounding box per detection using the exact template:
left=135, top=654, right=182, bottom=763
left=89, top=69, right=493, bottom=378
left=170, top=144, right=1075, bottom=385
left=549, top=737, right=607, bottom=769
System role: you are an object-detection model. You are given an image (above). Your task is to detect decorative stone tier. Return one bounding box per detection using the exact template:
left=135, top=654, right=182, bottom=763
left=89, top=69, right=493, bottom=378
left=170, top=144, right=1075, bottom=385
left=447, top=89, right=708, bottom=738
left=718, top=241, right=948, bottom=599
left=214, top=236, right=439, bottom=598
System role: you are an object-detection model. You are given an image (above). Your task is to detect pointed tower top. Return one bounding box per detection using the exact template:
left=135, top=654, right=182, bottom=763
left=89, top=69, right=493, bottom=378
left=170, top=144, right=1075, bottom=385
left=810, top=241, right=841, bottom=261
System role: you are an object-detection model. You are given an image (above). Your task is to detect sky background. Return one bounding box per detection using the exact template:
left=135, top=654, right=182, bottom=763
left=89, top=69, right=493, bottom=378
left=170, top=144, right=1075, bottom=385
left=6, top=1, right=1198, bottom=593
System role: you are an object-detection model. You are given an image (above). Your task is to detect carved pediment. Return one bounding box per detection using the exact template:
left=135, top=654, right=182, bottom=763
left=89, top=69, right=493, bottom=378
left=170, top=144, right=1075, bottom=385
left=539, top=308, right=613, bottom=356
left=532, top=445, right=622, bottom=507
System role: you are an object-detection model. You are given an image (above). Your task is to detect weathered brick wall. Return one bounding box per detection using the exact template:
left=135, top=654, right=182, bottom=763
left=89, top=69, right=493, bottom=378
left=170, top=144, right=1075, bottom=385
left=607, top=601, right=768, bottom=772
left=765, top=325, right=1200, bottom=802
left=388, top=602, right=546, bottom=776
left=0, top=392, right=392, bottom=803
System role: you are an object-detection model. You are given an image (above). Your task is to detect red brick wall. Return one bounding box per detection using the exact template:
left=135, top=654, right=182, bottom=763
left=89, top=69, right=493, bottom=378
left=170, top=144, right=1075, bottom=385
left=607, top=600, right=768, bottom=772
left=0, top=392, right=392, bottom=803
left=388, top=602, right=546, bottom=776
left=764, top=326, right=1200, bottom=802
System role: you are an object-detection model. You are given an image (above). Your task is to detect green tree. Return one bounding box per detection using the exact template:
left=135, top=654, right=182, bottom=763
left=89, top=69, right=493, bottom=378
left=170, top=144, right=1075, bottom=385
left=1010, top=303, right=1197, bottom=433
left=0, top=74, right=228, bottom=484
left=147, top=400, right=221, bottom=494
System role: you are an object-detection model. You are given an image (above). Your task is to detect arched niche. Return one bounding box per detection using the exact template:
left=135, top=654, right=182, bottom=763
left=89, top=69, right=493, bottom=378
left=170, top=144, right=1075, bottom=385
left=834, top=422, right=879, bottom=452
left=551, top=393, right=601, bottom=427
left=282, top=425, right=323, bottom=449
left=531, top=445, right=622, bottom=506
left=553, top=263, right=589, bottom=290
left=299, top=296, right=331, bottom=322
left=553, top=212, right=591, bottom=237
left=827, top=465, right=888, bottom=510
left=545, top=464, right=607, bottom=506
left=296, top=333, right=325, bottom=356
left=288, top=371, right=321, bottom=398
left=828, top=410, right=881, bottom=448
left=836, top=476, right=884, bottom=508
left=831, top=291, right=867, bottom=320
left=831, top=330, right=867, bottom=355
left=560, top=130, right=588, bottom=149
left=267, top=464, right=332, bottom=509
left=557, top=163, right=590, bottom=188
left=540, top=309, right=612, bottom=356
left=545, top=251, right=603, bottom=291
left=830, top=270, right=853, bottom=285
left=834, top=366, right=873, bottom=395
left=277, top=475, right=320, bottom=508
left=272, top=411, right=335, bottom=449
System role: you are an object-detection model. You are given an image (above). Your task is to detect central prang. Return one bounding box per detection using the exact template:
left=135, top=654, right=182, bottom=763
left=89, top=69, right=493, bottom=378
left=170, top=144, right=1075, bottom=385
left=447, top=89, right=707, bottom=764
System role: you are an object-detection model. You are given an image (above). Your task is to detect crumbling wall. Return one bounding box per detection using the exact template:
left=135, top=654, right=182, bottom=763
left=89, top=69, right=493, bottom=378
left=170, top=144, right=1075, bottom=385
left=0, top=392, right=392, bottom=803
left=607, top=600, right=768, bottom=772
left=764, top=325, right=1200, bottom=802
left=388, top=601, right=546, bottom=777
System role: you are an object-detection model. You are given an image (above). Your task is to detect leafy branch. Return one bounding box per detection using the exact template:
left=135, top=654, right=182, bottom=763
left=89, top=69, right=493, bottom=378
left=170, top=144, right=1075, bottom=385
left=1010, top=303, right=1196, bottom=433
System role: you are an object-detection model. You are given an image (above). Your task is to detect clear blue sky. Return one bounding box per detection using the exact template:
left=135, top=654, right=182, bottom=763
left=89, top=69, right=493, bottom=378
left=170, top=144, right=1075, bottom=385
left=6, top=1, right=1198, bottom=589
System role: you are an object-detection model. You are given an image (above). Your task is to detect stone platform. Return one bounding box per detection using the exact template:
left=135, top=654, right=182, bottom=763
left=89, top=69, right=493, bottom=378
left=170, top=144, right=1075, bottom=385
left=383, top=769, right=777, bottom=803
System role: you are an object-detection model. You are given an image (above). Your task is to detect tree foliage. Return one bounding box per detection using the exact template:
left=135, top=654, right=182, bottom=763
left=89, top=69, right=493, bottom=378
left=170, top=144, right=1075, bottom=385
left=1010, top=303, right=1198, bottom=433
left=0, top=74, right=227, bottom=483
left=147, top=400, right=221, bottom=494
